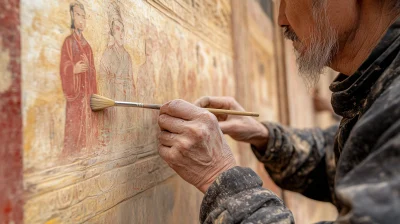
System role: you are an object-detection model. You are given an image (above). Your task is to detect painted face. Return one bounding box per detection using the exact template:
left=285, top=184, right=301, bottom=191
left=73, top=6, right=86, bottom=32
left=112, top=20, right=125, bottom=46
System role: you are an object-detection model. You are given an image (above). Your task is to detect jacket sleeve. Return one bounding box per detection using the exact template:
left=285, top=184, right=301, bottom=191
left=200, top=166, right=294, bottom=224
left=252, top=122, right=338, bottom=202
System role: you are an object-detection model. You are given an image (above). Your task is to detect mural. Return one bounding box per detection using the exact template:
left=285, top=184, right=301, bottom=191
left=135, top=24, right=159, bottom=146
left=98, top=2, right=136, bottom=149
left=60, top=1, right=98, bottom=155
left=22, top=0, right=234, bottom=222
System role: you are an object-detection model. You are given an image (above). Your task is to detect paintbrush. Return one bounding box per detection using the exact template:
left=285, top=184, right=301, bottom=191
left=90, top=94, right=259, bottom=117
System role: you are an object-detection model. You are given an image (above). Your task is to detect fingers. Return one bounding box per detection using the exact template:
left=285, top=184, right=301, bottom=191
left=158, top=144, right=182, bottom=166
left=158, top=131, right=177, bottom=147
left=158, top=114, right=186, bottom=133
left=74, top=61, right=88, bottom=74
left=194, top=96, right=244, bottom=111
left=160, top=99, right=204, bottom=121
left=76, top=61, right=88, bottom=69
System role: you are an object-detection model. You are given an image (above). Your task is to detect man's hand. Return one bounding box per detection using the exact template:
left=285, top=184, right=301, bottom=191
left=195, top=96, right=269, bottom=149
left=157, top=99, right=236, bottom=193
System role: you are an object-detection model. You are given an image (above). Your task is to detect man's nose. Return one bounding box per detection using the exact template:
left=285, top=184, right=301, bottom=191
left=278, top=0, right=289, bottom=27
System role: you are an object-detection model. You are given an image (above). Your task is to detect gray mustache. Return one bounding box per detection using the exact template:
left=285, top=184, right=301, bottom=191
left=283, top=26, right=299, bottom=42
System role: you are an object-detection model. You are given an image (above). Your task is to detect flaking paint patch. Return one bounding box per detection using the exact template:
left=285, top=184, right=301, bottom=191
left=0, top=37, right=12, bottom=93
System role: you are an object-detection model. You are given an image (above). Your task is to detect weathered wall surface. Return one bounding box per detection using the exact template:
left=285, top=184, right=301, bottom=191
left=21, top=0, right=233, bottom=223
left=0, top=1, right=23, bottom=223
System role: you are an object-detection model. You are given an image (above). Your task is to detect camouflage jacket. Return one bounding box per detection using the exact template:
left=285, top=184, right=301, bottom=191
left=200, top=21, right=400, bottom=223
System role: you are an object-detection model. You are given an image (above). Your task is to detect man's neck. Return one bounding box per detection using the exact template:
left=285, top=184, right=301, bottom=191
left=331, top=2, right=400, bottom=76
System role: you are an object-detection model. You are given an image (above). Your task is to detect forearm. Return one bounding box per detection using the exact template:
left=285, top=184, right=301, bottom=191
left=251, top=122, right=337, bottom=201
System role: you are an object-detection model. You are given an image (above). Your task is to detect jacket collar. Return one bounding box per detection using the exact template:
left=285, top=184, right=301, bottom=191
left=330, top=19, right=400, bottom=118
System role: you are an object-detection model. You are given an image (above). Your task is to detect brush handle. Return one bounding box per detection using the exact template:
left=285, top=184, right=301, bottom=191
left=116, top=101, right=259, bottom=117
left=205, top=108, right=259, bottom=117
left=115, top=101, right=162, bottom=109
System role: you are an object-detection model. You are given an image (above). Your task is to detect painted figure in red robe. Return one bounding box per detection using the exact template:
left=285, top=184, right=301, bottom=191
left=60, top=1, right=97, bottom=155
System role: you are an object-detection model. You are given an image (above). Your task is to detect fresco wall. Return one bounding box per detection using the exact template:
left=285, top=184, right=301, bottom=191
left=21, top=0, right=235, bottom=223
left=0, top=1, right=23, bottom=223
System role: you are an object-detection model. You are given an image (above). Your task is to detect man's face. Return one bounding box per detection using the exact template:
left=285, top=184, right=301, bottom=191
left=112, top=20, right=125, bottom=46
left=73, top=6, right=86, bottom=32
left=279, top=0, right=357, bottom=86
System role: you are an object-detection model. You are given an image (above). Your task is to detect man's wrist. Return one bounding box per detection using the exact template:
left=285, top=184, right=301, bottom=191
left=248, top=122, right=269, bottom=149
left=198, top=160, right=237, bottom=194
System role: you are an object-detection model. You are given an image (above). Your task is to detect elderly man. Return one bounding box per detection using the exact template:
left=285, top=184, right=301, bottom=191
left=157, top=0, right=400, bottom=223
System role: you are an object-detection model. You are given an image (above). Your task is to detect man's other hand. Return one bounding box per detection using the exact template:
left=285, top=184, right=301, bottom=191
left=195, top=96, right=269, bottom=149
left=157, top=99, right=236, bottom=193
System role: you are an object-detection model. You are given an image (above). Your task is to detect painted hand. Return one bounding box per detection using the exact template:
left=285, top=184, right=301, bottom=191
left=157, top=99, right=236, bottom=193
left=194, top=96, right=269, bottom=149
left=73, top=60, right=88, bottom=74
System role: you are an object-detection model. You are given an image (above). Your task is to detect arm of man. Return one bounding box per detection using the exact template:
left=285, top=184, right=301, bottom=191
left=195, top=96, right=338, bottom=202
left=254, top=122, right=338, bottom=202
left=198, top=122, right=338, bottom=223
left=157, top=99, right=295, bottom=224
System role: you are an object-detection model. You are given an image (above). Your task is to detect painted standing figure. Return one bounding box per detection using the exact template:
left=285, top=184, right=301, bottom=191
left=60, top=1, right=97, bottom=155
left=99, top=2, right=135, bottom=148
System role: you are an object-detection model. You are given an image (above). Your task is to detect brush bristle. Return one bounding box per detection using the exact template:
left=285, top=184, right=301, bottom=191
left=90, top=94, right=115, bottom=111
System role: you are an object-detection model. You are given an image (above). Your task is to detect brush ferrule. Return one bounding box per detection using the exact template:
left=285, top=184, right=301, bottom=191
left=115, top=101, right=144, bottom=108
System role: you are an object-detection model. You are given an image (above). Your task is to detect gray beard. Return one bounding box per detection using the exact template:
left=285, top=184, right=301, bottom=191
left=284, top=2, right=338, bottom=88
